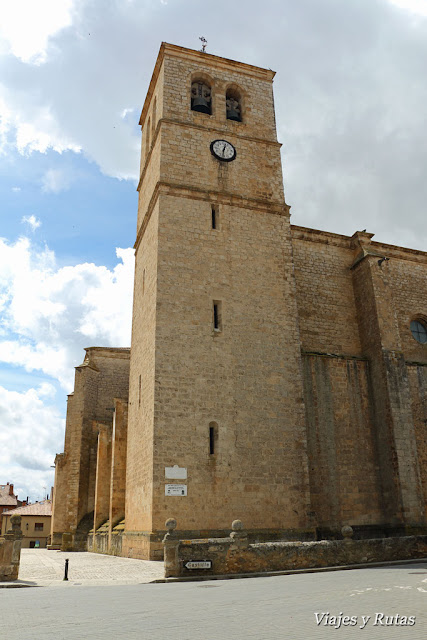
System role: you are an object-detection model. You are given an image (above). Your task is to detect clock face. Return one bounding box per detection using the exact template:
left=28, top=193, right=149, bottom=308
left=210, top=139, right=236, bottom=162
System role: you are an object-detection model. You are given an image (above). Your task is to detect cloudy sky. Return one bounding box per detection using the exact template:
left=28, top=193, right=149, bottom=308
left=1, top=0, right=426, bottom=503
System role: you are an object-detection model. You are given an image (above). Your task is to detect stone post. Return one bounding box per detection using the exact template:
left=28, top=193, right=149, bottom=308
left=0, top=514, right=23, bottom=581
left=162, top=518, right=180, bottom=578
left=229, top=519, right=249, bottom=550
left=341, top=525, right=354, bottom=543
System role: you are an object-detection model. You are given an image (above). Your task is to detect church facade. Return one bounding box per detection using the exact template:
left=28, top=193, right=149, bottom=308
left=50, top=43, right=427, bottom=560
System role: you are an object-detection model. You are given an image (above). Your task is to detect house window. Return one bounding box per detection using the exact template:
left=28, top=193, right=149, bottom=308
left=410, top=319, right=427, bottom=344
left=35, top=522, right=44, bottom=531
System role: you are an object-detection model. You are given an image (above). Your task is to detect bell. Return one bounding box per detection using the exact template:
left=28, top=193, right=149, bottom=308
left=227, top=106, right=241, bottom=122
left=192, top=96, right=211, bottom=114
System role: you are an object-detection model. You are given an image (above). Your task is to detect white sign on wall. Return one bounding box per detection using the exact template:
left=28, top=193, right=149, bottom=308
left=165, top=465, right=187, bottom=480
left=165, top=484, right=187, bottom=496
left=185, top=561, right=212, bottom=570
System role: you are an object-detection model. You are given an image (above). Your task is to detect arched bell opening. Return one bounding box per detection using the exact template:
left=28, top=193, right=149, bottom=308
left=191, top=81, right=212, bottom=115
left=226, top=87, right=242, bottom=122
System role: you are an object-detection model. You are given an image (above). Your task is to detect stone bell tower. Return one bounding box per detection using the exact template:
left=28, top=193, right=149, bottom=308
left=124, top=43, right=312, bottom=559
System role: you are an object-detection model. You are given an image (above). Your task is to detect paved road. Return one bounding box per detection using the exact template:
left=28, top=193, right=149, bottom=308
left=1, top=561, right=426, bottom=639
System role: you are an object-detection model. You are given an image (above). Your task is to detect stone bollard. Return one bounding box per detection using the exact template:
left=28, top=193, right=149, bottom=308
left=8, top=514, right=23, bottom=536
left=229, top=519, right=249, bottom=550
left=0, top=514, right=23, bottom=581
left=162, top=518, right=180, bottom=578
left=341, top=525, right=354, bottom=543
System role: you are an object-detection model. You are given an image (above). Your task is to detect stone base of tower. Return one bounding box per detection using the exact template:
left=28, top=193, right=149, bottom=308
left=47, top=532, right=63, bottom=550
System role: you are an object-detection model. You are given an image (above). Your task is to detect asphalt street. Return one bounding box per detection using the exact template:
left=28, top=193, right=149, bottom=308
left=1, top=561, right=426, bottom=639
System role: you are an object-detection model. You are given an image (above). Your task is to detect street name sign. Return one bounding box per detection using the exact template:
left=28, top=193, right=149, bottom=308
left=184, top=561, right=212, bottom=570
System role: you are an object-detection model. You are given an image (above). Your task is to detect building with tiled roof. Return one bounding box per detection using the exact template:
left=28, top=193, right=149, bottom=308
left=0, top=483, right=18, bottom=515
left=1, top=500, right=52, bottom=548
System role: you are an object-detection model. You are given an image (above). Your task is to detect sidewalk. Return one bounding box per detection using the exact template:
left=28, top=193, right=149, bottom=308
left=1, top=548, right=164, bottom=588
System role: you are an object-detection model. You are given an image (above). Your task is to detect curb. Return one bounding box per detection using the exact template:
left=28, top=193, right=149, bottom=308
left=150, top=557, right=427, bottom=584
left=3, top=557, right=426, bottom=588
left=0, top=581, right=41, bottom=589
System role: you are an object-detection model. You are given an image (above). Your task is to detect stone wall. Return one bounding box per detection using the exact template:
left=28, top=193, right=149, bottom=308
left=163, top=520, right=427, bottom=578
left=293, top=225, right=427, bottom=534
left=303, top=354, right=383, bottom=532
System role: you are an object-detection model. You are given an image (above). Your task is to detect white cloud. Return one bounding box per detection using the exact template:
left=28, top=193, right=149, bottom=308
left=0, top=237, right=134, bottom=390
left=0, top=92, right=82, bottom=156
left=121, top=107, right=135, bottom=120
left=41, top=168, right=70, bottom=194
left=0, top=0, right=74, bottom=64
left=21, top=215, right=41, bottom=231
left=388, top=0, right=427, bottom=17
left=0, top=384, right=65, bottom=502
left=12, top=186, right=21, bottom=192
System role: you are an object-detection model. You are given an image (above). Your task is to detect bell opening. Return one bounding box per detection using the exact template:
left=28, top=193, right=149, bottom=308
left=226, top=93, right=242, bottom=123
left=191, top=82, right=212, bottom=115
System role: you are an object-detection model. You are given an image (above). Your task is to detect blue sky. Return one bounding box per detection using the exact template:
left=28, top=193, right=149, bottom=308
left=2, top=148, right=137, bottom=268
left=1, top=0, right=427, bottom=502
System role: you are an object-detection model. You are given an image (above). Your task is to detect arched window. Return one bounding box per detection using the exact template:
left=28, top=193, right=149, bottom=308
left=410, top=318, right=427, bottom=344
left=191, top=81, right=212, bottom=115
left=226, top=87, right=242, bottom=122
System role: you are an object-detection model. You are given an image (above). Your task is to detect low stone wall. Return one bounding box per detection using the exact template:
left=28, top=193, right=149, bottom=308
left=0, top=515, right=23, bottom=581
left=163, top=519, right=427, bottom=579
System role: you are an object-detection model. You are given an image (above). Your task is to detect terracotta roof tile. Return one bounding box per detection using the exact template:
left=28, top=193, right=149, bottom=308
left=2, top=500, right=52, bottom=516
left=0, top=485, right=18, bottom=506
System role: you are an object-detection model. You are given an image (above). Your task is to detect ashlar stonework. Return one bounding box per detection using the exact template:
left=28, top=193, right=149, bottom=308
left=51, top=43, right=427, bottom=560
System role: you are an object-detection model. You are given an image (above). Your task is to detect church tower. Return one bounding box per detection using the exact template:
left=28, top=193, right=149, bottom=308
left=124, top=43, right=312, bottom=559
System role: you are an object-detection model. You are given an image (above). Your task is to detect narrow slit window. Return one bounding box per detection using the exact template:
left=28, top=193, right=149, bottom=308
left=209, top=422, right=217, bottom=455
left=209, top=426, right=215, bottom=454
left=138, top=375, right=142, bottom=408
left=213, top=301, right=222, bottom=332
left=142, top=269, right=145, bottom=294
left=211, top=205, right=217, bottom=229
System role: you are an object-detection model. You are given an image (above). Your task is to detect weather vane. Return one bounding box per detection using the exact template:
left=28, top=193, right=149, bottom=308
left=199, top=36, right=207, bottom=52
